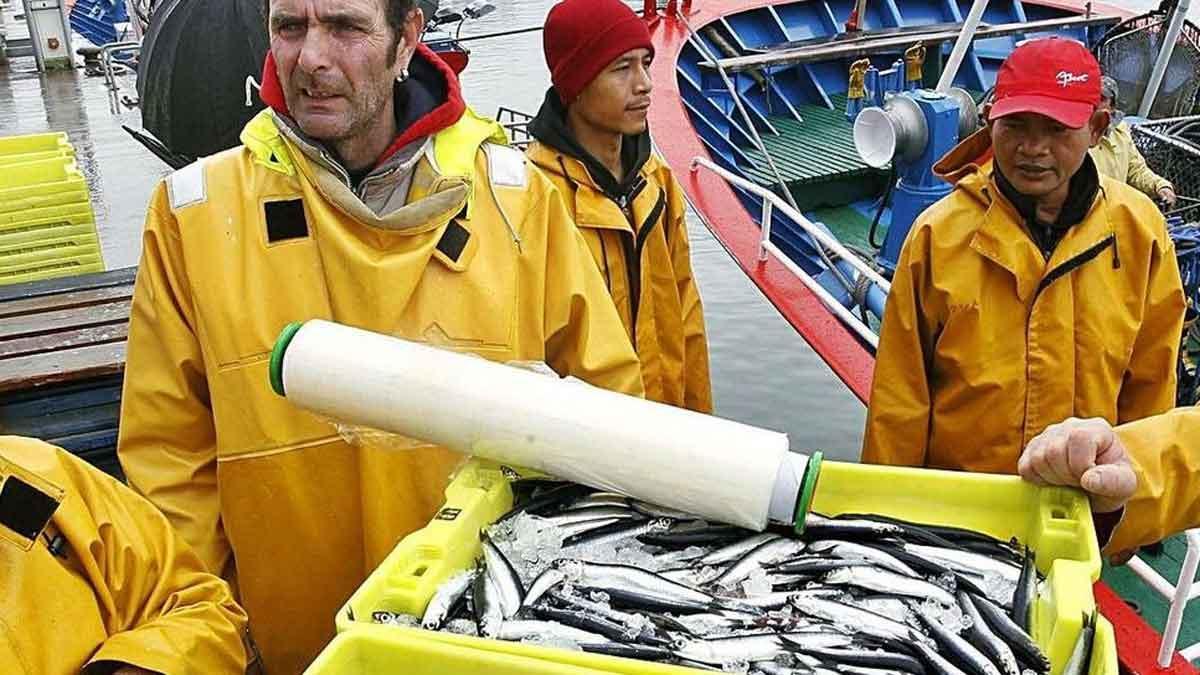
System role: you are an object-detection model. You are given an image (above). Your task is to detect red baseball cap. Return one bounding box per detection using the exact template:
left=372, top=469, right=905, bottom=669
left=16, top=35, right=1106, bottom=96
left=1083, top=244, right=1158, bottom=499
left=988, top=37, right=1102, bottom=129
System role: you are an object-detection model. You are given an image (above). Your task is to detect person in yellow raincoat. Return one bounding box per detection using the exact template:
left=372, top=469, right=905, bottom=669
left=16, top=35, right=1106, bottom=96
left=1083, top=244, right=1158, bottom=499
left=525, top=0, right=712, bottom=412
left=1018, top=410, right=1200, bottom=555
left=117, top=0, right=644, bottom=672
left=0, top=436, right=247, bottom=675
left=1089, top=76, right=1177, bottom=207
left=862, top=38, right=1186, bottom=474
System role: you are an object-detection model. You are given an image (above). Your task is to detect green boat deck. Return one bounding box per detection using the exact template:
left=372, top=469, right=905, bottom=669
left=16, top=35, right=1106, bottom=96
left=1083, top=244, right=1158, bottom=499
left=1103, top=538, right=1200, bottom=664
left=742, top=94, right=890, bottom=211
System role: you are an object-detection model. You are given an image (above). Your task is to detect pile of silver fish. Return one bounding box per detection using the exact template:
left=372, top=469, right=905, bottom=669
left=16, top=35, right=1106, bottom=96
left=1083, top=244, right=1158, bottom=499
left=373, top=480, right=1097, bottom=675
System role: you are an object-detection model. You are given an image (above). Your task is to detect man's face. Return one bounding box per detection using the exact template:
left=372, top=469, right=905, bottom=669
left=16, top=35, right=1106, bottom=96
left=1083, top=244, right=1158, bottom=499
left=268, top=0, right=414, bottom=142
left=1098, top=95, right=1114, bottom=114
left=570, top=48, right=654, bottom=136
left=990, top=110, right=1106, bottom=199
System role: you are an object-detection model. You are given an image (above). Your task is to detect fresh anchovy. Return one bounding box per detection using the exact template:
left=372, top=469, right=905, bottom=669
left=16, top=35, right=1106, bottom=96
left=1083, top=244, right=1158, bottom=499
left=797, top=646, right=926, bottom=675
left=565, top=492, right=632, bottom=510
left=556, top=517, right=625, bottom=538
left=754, top=662, right=811, bottom=675
left=530, top=604, right=646, bottom=643
left=969, top=594, right=1049, bottom=674
left=675, top=633, right=785, bottom=665
left=843, top=596, right=913, bottom=624
left=714, top=539, right=807, bottom=588
left=774, top=557, right=863, bottom=577
left=789, top=593, right=931, bottom=645
left=804, top=513, right=906, bottom=538
left=767, top=573, right=808, bottom=587
left=903, top=544, right=1020, bottom=585
left=580, top=642, right=676, bottom=661
left=556, top=559, right=746, bottom=614
left=421, top=569, right=476, bottom=630
left=641, top=524, right=749, bottom=547
left=807, top=540, right=920, bottom=577
left=500, top=483, right=593, bottom=520
left=776, top=631, right=858, bottom=650
left=482, top=535, right=525, bottom=618
left=543, top=506, right=643, bottom=526
left=739, top=591, right=801, bottom=610
left=522, top=566, right=565, bottom=608
left=823, top=566, right=957, bottom=606
left=700, top=533, right=783, bottom=566
left=659, top=565, right=726, bottom=587
left=913, top=603, right=1003, bottom=675
left=654, top=544, right=716, bottom=566
left=547, top=587, right=647, bottom=627
left=1011, top=549, right=1037, bottom=631
left=496, top=619, right=611, bottom=644
left=472, top=569, right=503, bottom=638
left=836, top=666, right=917, bottom=675
left=1061, top=612, right=1096, bottom=675
left=958, top=591, right=1020, bottom=675
left=564, top=517, right=673, bottom=548
left=913, top=640, right=972, bottom=675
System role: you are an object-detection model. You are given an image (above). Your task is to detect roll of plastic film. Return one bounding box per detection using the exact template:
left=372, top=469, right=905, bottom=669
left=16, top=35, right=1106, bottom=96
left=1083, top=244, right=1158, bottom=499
left=271, top=320, right=820, bottom=531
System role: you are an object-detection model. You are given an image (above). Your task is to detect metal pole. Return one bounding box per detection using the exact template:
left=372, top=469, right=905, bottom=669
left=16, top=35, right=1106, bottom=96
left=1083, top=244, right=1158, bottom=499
left=936, top=0, right=989, bottom=93
left=1157, top=530, right=1200, bottom=667
left=1139, top=0, right=1192, bottom=118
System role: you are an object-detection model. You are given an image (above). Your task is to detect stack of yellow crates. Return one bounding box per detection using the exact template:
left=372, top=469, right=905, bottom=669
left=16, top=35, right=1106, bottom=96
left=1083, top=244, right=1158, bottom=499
left=0, top=132, right=105, bottom=285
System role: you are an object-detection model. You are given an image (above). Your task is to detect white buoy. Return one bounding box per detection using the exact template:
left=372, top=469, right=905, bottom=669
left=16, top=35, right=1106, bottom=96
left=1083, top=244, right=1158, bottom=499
left=270, top=320, right=823, bottom=532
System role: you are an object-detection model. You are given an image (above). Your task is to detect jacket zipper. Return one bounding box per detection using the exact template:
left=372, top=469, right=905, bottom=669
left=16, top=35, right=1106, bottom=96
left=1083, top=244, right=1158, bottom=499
left=1032, top=234, right=1116, bottom=301
left=621, top=188, right=666, bottom=341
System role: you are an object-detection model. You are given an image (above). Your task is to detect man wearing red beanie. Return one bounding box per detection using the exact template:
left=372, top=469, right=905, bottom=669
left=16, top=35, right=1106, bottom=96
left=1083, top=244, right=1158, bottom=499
left=527, top=0, right=713, bottom=413
left=863, top=37, right=1185, bottom=547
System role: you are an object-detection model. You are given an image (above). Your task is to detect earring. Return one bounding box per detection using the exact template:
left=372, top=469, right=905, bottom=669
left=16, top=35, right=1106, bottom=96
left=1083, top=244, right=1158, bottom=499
left=398, top=68, right=409, bottom=83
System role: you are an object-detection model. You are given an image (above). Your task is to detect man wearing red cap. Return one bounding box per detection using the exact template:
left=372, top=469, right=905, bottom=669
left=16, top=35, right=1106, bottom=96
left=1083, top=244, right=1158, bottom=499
left=525, top=0, right=712, bottom=412
left=863, top=37, right=1186, bottom=510
left=118, top=0, right=645, bottom=671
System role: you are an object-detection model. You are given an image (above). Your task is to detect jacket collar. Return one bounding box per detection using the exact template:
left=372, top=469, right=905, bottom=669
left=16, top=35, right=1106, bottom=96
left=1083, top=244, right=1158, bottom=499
left=936, top=129, right=1113, bottom=301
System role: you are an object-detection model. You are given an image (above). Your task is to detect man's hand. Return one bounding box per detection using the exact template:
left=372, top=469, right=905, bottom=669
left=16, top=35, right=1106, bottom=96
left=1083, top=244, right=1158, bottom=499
left=1018, top=417, right=1138, bottom=513
left=1159, top=186, right=1178, bottom=208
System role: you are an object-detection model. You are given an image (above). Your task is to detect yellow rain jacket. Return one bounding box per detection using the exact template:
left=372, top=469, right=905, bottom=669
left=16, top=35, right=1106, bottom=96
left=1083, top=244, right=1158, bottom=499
left=1089, top=121, right=1173, bottom=200
left=1107, top=406, right=1200, bottom=553
left=526, top=141, right=712, bottom=412
left=863, top=131, right=1186, bottom=473
left=0, top=436, right=246, bottom=675
left=118, top=52, right=643, bottom=674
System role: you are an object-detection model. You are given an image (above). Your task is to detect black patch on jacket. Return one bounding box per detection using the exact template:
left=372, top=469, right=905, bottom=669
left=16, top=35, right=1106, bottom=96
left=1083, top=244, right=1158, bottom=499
left=437, top=220, right=471, bottom=263
left=0, top=475, right=59, bottom=541
left=265, top=199, right=309, bottom=243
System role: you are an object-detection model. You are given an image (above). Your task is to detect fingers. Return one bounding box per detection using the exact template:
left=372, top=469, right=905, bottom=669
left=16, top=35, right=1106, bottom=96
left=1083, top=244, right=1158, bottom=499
left=1080, top=463, right=1138, bottom=513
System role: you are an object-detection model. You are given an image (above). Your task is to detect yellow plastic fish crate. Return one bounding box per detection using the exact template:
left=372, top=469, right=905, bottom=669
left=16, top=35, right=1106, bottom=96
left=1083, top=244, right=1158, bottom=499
left=0, top=157, right=89, bottom=191
left=338, top=460, right=1116, bottom=675
left=0, top=132, right=73, bottom=158
left=305, top=623, right=679, bottom=674
left=0, top=182, right=92, bottom=213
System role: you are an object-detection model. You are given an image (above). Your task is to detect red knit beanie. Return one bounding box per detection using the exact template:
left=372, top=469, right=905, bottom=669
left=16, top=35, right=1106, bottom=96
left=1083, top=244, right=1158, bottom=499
left=543, top=0, right=654, bottom=105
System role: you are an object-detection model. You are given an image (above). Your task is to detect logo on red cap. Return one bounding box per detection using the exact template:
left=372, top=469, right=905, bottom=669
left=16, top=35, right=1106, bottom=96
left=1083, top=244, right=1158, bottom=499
left=1056, top=71, right=1090, bottom=88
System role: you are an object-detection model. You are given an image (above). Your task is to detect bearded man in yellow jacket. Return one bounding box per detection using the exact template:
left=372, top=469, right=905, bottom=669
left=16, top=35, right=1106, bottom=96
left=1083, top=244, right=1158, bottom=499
left=1, top=436, right=247, bottom=675
left=116, top=0, right=644, bottom=672
left=525, top=0, right=712, bottom=412
left=863, top=38, right=1185, bottom=476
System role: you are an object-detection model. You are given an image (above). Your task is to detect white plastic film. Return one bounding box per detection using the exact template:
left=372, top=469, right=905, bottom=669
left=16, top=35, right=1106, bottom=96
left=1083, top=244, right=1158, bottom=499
left=280, top=320, right=793, bottom=530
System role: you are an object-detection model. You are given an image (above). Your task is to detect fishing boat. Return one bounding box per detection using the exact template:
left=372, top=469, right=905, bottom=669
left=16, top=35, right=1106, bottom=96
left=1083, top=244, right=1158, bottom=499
left=641, top=0, right=1200, bottom=672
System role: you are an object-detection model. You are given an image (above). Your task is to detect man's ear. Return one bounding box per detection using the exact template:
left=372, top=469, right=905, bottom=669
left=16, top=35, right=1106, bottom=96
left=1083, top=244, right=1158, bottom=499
left=1088, top=108, right=1111, bottom=146
left=395, top=7, right=425, bottom=70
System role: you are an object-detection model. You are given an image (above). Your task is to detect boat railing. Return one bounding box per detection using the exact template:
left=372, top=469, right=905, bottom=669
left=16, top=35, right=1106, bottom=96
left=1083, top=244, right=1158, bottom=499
left=495, top=106, right=533, bottom=150
left=1126, top=528, right=1200, bottom=666
left=691, top=155, right=883, bottom=348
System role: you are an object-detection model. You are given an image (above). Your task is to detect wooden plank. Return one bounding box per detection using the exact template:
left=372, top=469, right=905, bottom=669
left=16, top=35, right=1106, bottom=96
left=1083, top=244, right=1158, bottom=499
left=711, top=15, right=1119, bottom=72
left=0, top=266, right=136, bottom=303
left=0, top=299, right=131, bottom=341
left=0, top=342, right=126, bottom=393
left=0, top=323, right=128, bottom=360
left=0, top=283, right=133, bottom=319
